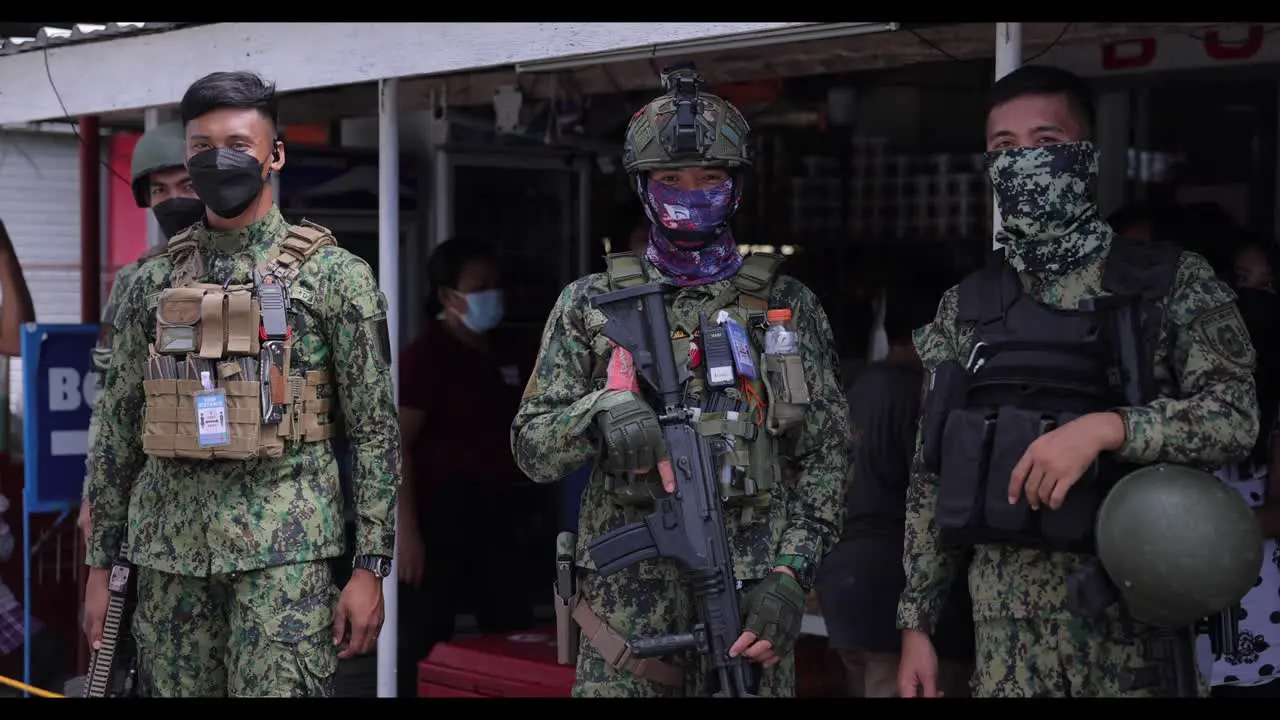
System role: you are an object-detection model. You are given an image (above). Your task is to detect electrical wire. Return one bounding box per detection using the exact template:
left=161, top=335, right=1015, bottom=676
left=906, top=28, right=964, bottom=63
left=40, top=43, right=133, bottom=188
left=907, top=23, right=1073, bottom=66
left=0, top=673, right=65, bottom=698
left=1023, top=23, right=1073, bottom=64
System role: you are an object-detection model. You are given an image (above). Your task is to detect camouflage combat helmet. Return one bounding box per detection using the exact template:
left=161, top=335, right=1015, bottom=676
left=622, top=63, right=752, bottom=174
left=130, top=121, right=188, bottom=209
left=1096, top=463, right=1263, bottom=628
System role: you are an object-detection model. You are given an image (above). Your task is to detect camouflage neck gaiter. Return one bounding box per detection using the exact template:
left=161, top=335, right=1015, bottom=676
left=986, top=141, right=1112, bottom=274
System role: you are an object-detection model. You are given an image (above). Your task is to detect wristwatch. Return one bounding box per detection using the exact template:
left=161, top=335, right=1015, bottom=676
left=774, top=554, right=816, bottom=593
left=353, top=555, right=392, bottom=578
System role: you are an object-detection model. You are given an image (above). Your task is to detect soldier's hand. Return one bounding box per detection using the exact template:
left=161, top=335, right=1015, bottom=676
left=82, top=567, right=111, bottom=650
left=898, top=629, right=942, bottom=697
left=334, top=570, right=385, bottom=659
left=730, top=568, right=806, bottom=667
left=77, top=500, right=91, bottom=538
left=398, top=526, right=426, bottom=587
left=1009, top=411, right=1126, bottom=511
left=594, top=391, right=669, bottom=477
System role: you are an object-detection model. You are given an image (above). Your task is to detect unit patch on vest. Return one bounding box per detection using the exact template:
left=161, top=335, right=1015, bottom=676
left=1197, top=303, right=1255, bottom=369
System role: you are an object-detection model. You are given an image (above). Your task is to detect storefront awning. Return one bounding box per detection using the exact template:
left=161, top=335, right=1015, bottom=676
left=0, top=22, right=837, bottom=126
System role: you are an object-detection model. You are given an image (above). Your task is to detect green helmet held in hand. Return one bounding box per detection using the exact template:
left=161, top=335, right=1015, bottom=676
left=130, top=121, right=188, bottom=209
left=622, top=63, right=752, bottom=174
left=1096, top=463, right=1263, bottom=629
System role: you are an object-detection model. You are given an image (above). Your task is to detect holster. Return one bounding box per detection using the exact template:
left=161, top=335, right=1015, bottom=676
left=554, top=531, right=580, bottom=666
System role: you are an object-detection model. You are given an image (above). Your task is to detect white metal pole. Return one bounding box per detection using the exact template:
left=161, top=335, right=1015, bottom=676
left=143, top=107, right=165, bottom=249
left=375, top=76, right=401, bottom=699
left=992, top=22, right=1023, bottom=251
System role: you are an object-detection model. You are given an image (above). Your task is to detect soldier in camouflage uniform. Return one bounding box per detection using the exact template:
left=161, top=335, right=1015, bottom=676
left=512, top=65, right=851, bottom=698
left=79, top=121, right=206, bottom=539
left=896, top=66, right=1259, bottom=698
left=82, top=71, right=400, bottom=697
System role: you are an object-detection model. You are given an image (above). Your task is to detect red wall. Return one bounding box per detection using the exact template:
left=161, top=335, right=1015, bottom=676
left=106, top=131, right=148, bottom=296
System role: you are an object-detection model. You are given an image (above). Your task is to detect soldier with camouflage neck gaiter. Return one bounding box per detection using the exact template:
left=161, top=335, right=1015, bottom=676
left=896, top=65, right=1259, bottom=699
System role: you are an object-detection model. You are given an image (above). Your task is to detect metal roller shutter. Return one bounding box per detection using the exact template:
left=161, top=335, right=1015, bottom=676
left=0, top=128, right=85, bottom=448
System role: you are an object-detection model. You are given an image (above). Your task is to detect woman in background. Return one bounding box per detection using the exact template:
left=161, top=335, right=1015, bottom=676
left=394, top=238, right=535, bottom=698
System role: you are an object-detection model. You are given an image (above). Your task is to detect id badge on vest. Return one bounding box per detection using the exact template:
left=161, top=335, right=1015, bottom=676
left=194, top=370, right=230, bottom=448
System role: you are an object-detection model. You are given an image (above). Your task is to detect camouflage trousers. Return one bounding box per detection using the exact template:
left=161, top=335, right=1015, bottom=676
left=133, top=560, right=339, bottom=697
left=972, top=616, right=1208, bottom=697
left=572, top=561, right=795, bottom=698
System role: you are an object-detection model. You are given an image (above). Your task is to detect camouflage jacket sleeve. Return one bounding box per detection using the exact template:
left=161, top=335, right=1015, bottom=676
left=511, top=278, right=608, bottom=483
left=773, top=277, right=852, bottom=563
left=896, top=286, right=962, bottom=634
left=85, top=267, right=154, bottom=568
left=83, top=261, right=142, bottom=494
left=319, top=249, right=401, bottom=558
left=1113, top=252, right=1259, bottom=466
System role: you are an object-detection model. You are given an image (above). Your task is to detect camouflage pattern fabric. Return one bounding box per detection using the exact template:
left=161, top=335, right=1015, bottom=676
left=987, top=142, right=1111, bottom=274
left=898, top=234, right=1259, bottom=697
left=85, top=204, right=400, bottom=576
left=84, top=256, right=151, bottom=504
left=572, top=564, right=794, bottom=697
left=512, top=257, right=851, bottom=696
left=133, top=560, right=338, bottom=697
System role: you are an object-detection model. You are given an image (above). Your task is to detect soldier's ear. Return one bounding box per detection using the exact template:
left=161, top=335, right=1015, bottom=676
left=268, top=138, right=286, bottom=173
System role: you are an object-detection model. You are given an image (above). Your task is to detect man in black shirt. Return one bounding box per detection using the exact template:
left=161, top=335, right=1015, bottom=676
left=816, top=280, right=975, bottom=697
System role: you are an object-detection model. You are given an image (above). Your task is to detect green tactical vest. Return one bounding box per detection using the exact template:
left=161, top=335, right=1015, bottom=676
left=599, top=251, right=790, bottom=522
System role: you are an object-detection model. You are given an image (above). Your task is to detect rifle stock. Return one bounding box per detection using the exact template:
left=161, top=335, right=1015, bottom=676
left=83, top=553, right=139, bottom=698
left=586, top=284, right=759, bottom=698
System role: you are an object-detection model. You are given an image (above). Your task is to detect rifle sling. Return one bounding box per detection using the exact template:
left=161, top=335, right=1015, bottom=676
left=571, top=597, right=685, bottom=688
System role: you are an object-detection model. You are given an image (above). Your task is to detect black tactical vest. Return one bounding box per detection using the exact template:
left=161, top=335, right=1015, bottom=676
left=931, top=237, right=1180, bottom=553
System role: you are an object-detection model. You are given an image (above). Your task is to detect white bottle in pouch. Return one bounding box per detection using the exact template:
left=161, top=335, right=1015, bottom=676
left=764, top=309, right=798, bottom=356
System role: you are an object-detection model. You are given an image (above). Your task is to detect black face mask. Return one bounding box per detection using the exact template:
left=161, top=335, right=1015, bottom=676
left=187, top=148, right=269, bottom=219
left=150, top=197, right=207, bottom=240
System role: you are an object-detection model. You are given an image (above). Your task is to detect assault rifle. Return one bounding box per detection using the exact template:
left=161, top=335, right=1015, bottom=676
left=83, top=550, right=139, bottom=698
left=585, top=283, right=759, bottom=698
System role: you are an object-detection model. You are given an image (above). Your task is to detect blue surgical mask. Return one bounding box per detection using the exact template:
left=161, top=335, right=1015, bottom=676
left=454, top=288, right=505, bottom=333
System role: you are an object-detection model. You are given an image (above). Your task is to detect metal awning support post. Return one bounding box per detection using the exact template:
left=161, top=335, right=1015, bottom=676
left=992, top=22, right=1023, bottom=251
left=375, top=76, right=401, bottom=699
left=80, top=115, right=102, bottom=323
left=143, top=108, right=165, bottom=249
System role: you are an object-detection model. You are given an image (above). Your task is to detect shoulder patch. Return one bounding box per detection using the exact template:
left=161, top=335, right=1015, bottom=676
left=1195, top=302, right=1256, bottom=369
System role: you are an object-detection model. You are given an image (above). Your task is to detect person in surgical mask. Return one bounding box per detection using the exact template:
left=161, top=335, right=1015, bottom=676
left=394, top=236, right=535, bottom=698
left=897, top=64, right=1258, bottom=698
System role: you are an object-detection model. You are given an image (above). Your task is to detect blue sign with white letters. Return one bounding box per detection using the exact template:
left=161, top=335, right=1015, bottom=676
left=21, top=323, right=100, bottom=511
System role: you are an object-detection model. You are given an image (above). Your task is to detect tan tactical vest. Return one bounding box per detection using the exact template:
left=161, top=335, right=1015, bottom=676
left=600, top=251, right=811, bottom=521
left=141, top=221, right=339, bottom=461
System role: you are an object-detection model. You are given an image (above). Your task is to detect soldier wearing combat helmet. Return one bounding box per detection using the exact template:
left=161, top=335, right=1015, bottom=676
left=512, top=64, right=851, bottom=697
left=79, top=120, right=206, bottom=539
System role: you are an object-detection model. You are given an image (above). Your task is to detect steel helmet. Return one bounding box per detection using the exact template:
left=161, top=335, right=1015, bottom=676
left=622, top=63, right=752, bottom=174
left=130, top=122, right=188, bottom=209
left=1096, top=463, right=1263, bottom=628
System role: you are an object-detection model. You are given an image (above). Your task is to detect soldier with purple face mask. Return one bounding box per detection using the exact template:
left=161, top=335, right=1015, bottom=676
left=513, top=64, right=851, bottom=697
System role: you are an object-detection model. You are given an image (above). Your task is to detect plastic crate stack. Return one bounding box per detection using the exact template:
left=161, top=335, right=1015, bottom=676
left=790, top=136, right=992, bottom=241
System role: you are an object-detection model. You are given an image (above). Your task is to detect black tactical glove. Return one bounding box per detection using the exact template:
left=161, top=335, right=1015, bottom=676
left=741, top=571, right=807, bottom=658
left=594, top=391, right=667, bottom=473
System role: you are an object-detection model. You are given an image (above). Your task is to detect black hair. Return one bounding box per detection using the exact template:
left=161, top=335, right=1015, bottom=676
left=424, top=237, right=498, bottom=317
left=180, top=71, right=279, bottom=133
left=882, top=281, right=946, bottom=347
left=986, top=65, right=1096, bottom=137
